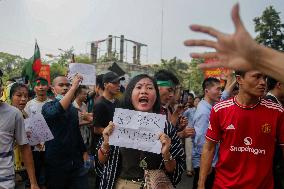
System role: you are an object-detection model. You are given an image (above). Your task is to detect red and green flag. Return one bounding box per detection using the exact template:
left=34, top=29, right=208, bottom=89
left=22, top=42, right=42, bottom=85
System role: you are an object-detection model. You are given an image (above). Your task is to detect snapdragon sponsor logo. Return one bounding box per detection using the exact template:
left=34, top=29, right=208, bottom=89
left=230, top=137, right=266, bottom=155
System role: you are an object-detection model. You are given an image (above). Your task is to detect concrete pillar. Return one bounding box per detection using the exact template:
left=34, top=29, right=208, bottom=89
left=137, top=44, right=141, bottom=65
left=107, top=35, right=113, bottom=59
left=90, top=42, right=98, bottom=63
left=133, top=45, right=137, bottom=64
left=120, top=35, right=124, bottom=62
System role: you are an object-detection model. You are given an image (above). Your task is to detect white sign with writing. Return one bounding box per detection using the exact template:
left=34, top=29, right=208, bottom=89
left=109, top=108, right=167, bottom=154
left=68, top=63, right=96, bottom=85
left=24, top=113, right=54, bottom=146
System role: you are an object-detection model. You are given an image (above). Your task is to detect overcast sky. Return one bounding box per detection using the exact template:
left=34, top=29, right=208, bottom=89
left=0, top=0, right=283, bottom=64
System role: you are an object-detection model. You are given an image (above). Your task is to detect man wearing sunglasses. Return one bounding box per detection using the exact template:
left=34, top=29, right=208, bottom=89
left=42, top=75, right=88, bottom=189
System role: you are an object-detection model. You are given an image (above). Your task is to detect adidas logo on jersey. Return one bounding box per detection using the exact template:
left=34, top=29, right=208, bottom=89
left=226, top=124, right=235, bottom=130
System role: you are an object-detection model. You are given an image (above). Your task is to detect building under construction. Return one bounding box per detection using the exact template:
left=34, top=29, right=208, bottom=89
left=90, top=35, right=154, bottom=80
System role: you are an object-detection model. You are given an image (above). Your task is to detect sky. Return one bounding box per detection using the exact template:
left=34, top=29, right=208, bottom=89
left=0, top=0, right=283, bottom=64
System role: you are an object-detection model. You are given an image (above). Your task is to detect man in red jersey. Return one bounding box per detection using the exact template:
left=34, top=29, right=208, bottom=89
left=197, top=70, right=284, bottom=189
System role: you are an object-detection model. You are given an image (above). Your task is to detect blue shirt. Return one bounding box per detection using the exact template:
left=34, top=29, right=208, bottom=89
left=183, top=107, right=196, bottom=127
left=192, top=91, right=229, bottom=168
left=42, top=99, right=86, bottom=170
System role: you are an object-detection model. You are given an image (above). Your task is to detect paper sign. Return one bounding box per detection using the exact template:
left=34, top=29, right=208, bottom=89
left=68, top=63, right=96, bottom=85
left=24, top=113, right=54, bottom=146
left=109, top=108, right=167, bottom=154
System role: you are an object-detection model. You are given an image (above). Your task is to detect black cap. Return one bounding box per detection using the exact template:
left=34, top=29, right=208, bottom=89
left=102, top=71, right=125, bottom=84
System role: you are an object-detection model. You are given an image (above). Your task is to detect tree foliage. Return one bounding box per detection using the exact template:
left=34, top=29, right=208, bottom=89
left=57, top=48, right=75, bottom=67
left=97, top=52, right=119, bottom=63
left=254, top=6, right=284, bottom=51
left=49, top=63, right=67, bottom=81
left=159, top=57, right=189, bottom=85
left=152, top=57, right=204, bottom=95
left=0, top=52, right=27, bottom=83
left=186, top=58, right=204, bottom=96
left=75, top=54, right=92, bottom=64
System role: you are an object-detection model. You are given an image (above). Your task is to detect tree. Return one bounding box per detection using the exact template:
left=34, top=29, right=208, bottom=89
left=48, top=52, right=93, bottom=81
left=186, top=58, right=204, bottom=96
left=75, top=54, right=92, bottom=64
left=50, top=62, right=67, bottom=81
left=97, top=52, right=119, bottom=63
left=0, top=52, right=27, bottom=83
left=254, top=6, right=284, bottom=51
left=47, top=47, right=74, bottom=81
left=151, top=57, right=204, bottom=95
left=57, top=48, right=75, bottom=67
left=158, top=57, right=189, bottom=86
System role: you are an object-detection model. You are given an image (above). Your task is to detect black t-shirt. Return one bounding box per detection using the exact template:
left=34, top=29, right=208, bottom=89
left=93, top=96, right=117, bottom=129
left=119, top=148, right=162, bottom=180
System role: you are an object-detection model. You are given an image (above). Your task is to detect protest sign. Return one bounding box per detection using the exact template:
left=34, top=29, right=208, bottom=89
left=109, top=108, right=167, bottom=154
left=68, top=63, right=96, bottom=85
left=24, top=113, right=54, bottom=146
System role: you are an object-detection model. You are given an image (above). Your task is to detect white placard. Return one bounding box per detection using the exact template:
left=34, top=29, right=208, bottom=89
left=109, top=108, right=167, bottom=154
left=24, top=113, right=54, bottom=146
left=68, top=63, right=96, bottom=85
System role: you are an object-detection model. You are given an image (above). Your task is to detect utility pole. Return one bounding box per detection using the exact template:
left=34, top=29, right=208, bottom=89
left=160, top=0, right=165, bottom=60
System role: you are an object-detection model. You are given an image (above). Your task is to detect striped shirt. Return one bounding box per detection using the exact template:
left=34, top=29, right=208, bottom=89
left=0, top=103, right=28, bottom=189
left=94, top=121, right=185, bottom=189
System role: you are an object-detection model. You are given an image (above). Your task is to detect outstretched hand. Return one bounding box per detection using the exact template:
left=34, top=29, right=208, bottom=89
left=184, top=4, right=259, bottom=72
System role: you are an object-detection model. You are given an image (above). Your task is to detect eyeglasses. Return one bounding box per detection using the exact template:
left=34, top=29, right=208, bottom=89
left=57, top=83, right=71, bottom=87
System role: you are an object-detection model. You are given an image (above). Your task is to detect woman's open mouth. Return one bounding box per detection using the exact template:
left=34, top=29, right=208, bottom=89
left=139, top=97, right=149, bottom=105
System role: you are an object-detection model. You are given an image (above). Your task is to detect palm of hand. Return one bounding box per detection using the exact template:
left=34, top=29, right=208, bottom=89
left=217, top=29, right=256, bottom=71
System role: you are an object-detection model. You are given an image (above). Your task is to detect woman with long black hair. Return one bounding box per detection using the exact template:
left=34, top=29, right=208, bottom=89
left=94, top=74, right=185, bottom=189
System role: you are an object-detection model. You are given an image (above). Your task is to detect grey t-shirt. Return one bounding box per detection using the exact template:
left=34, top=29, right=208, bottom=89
left=0, top=103, right=28, bottom=189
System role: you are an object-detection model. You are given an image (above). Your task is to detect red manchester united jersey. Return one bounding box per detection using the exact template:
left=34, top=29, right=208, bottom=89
left=206, top=97, right=284, bottom=189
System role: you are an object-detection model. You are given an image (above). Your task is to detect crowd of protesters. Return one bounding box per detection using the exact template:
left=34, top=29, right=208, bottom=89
left=2, top=3, right=284, bottom=189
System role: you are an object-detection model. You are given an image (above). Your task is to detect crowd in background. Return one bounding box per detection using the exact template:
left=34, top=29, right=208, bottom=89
left=2, top=4, right=284, bottom=189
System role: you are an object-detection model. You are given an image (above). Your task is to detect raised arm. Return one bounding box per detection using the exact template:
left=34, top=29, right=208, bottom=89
left=60, top=74, right=82, bottom=110
left=184, top=4, right=284, bottom=83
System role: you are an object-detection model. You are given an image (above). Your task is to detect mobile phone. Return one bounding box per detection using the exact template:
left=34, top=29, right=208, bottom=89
left=180, top=90, right=189, bottom=104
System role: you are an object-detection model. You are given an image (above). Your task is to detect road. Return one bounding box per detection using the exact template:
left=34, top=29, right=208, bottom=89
left=177, top=173, right=193, bottom=189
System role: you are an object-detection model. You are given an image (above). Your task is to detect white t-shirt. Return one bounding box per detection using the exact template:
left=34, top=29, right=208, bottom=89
left=24, top=98, right=52, bottom=117
left=0, top=103, right=28, bottom=189
left=73, top=101, right=88, bottom=112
